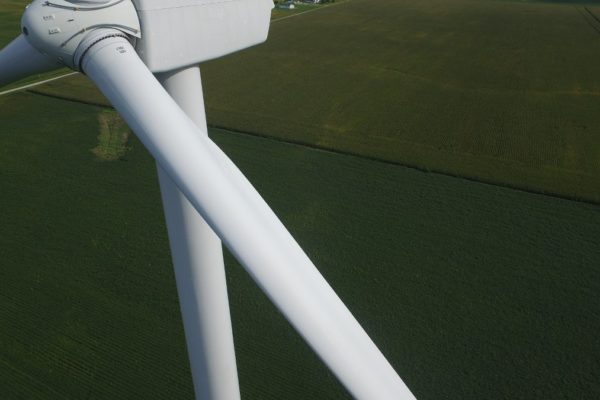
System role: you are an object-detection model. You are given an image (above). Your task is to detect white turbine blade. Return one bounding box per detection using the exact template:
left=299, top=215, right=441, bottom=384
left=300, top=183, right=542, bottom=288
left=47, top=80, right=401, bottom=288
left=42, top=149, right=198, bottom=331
left=78, top=29, right=416, bottom=400
left=0, top=35, right=61, bottom=87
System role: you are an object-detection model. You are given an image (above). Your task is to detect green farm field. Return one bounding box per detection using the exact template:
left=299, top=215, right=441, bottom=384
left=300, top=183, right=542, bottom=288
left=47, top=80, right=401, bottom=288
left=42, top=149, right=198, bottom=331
left=1, top=0, right=600, bottom=399
left=201, top=0, right=600, bottom=203
left=18, top=0, right=600, bottom=202
left=1, top=92, right=599, bottom=399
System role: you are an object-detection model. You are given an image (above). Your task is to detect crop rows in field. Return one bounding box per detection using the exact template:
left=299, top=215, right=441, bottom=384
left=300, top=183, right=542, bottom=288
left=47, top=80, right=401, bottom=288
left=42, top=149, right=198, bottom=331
left=0, top=93, right=195, bottom=399
left=199, top=0, right=600, bottom=202
left=1, top=91, right=600, bottom=399
left=2, top=1, right=600, bottom=398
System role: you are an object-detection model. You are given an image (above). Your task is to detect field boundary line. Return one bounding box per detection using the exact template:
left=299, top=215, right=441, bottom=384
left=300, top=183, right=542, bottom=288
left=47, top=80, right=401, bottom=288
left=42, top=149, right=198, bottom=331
left=575, top=6, right=600, bottom=37
left=26, top=88, right=111, bottom=108
left=0, top=71, right=78, bottom=96
left=584, top=7, right=600, bottom=25
left=208, top=124, right=600, bottom=206
left=272, top=0, right=350, bottom=23
left=20, top=83, right=600, bottom=206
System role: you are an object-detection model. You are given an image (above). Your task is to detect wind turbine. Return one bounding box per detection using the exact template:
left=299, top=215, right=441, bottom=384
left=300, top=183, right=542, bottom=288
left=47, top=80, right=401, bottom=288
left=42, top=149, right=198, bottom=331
left=0, top=1, right=417, bottom=399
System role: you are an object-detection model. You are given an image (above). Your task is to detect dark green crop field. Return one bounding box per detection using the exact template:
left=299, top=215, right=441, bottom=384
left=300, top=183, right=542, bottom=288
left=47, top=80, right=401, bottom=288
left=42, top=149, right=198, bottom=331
left=1, top=92, right=600, bottom=399
left=1, top=0, right=600, bottom=399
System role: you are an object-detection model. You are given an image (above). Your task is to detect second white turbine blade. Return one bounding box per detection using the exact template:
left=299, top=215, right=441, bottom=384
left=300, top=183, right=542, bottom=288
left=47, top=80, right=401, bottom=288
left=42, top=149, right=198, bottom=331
left=0, top=35, right=61, bottom=88
left=77, top=29, right=416, bottom=400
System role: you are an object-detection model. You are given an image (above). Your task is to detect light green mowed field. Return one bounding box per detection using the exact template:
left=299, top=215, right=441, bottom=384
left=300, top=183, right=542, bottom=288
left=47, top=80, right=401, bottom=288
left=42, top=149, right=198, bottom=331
left=1, top=0, right=600, bottom=399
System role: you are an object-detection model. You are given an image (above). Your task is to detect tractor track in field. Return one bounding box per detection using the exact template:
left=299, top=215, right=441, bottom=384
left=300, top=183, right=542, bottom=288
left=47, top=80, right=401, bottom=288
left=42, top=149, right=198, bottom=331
left=0, top=72, right=78, bottom=97
left=584, top=7, right=600, bottom=26
left=270, top=0, right=350, bottom=23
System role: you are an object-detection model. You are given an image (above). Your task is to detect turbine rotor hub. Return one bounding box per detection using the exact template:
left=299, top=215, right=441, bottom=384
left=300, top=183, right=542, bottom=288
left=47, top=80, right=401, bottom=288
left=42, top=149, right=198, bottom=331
left=21, top=0, right=140, bottom=69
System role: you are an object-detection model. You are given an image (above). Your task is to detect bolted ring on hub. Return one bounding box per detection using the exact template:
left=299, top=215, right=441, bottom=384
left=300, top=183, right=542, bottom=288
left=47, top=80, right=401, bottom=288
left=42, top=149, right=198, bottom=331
left=21, top=0, right=140, bottom=69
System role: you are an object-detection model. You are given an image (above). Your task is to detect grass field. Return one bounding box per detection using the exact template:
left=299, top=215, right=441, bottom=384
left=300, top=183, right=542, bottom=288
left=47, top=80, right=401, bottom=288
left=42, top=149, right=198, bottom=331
left=1, top=0, right=600, bottom=399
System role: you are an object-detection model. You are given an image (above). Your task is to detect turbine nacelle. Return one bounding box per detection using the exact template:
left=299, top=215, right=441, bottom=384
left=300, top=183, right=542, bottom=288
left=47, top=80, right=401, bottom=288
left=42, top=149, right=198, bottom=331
left=19, top=0, right=273, bottom=73
left=132, top=0, right=274, bottom=72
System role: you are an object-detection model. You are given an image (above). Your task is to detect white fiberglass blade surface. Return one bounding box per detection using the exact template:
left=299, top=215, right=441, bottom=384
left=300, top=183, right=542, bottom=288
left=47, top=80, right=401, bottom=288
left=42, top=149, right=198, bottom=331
left=79, top=30, right=416, bottom=400
left=0, top=35, right=61, bottom=87
left=156, top=68, right=241, bottom=400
